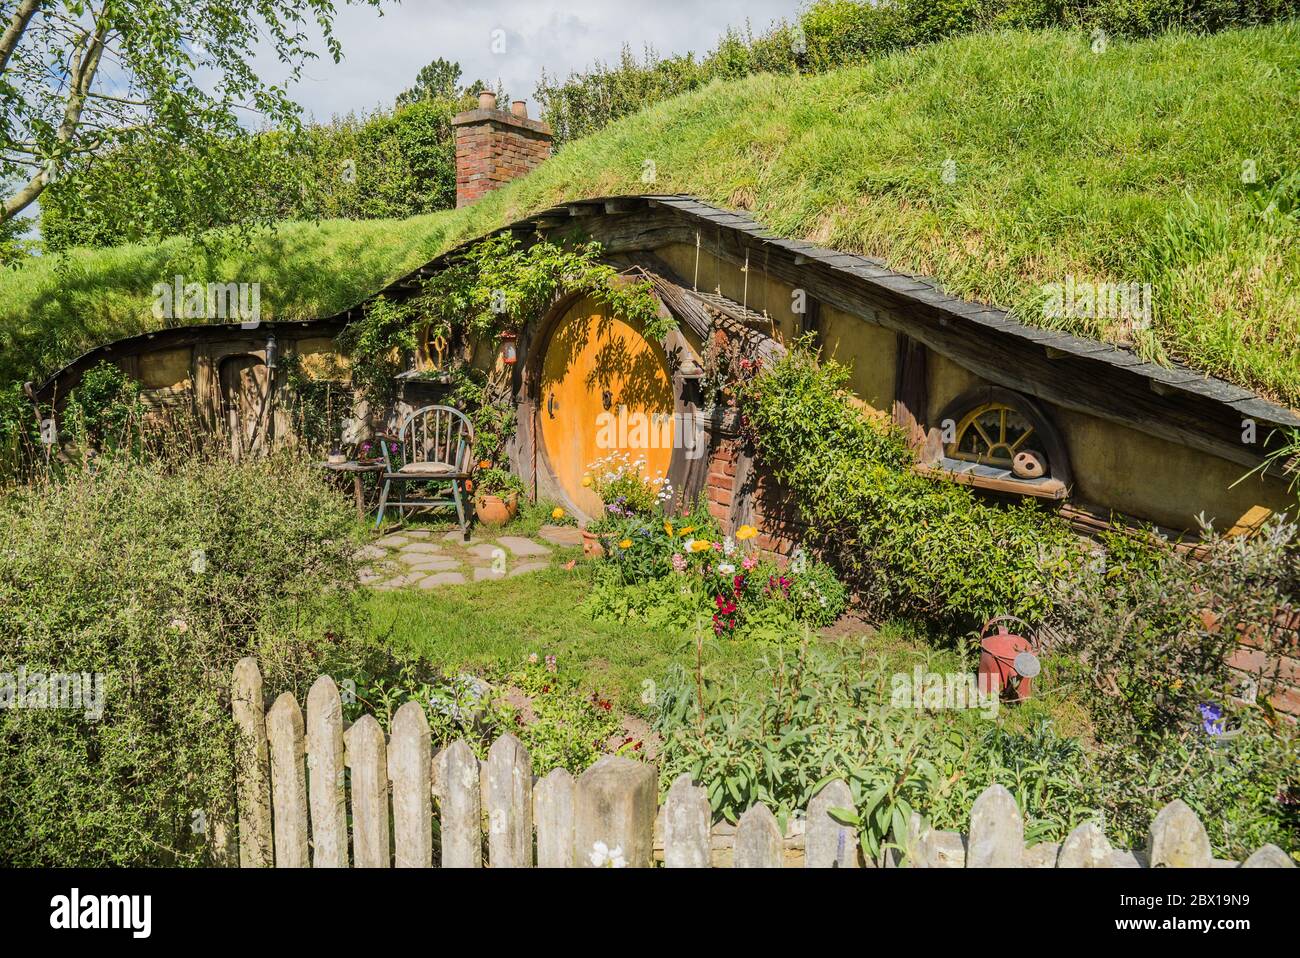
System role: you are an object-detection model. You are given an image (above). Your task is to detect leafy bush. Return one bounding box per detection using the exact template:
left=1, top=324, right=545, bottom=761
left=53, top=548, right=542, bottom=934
left=0, top=454, right=374, bottom=865
left=654, top=642, right=1298, bottom=860
left=739, top=344, right=1079, bottom=633
left=653, top=645, right=1096, bottom=859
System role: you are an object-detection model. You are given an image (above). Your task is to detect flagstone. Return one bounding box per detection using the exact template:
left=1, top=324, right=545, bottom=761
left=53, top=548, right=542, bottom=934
left=508, top=562, right=549, bottom=577
left=537, top=525, right=583, bottom=547
left=496, top=536, right=551, bottom=557
left=420, top=572, right=466, bottom=588
left=376, top=534, right=409, bottom=549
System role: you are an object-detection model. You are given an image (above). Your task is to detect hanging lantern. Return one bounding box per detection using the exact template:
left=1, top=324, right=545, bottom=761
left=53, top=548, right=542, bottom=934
left=500, top=330, right=518, bottom=366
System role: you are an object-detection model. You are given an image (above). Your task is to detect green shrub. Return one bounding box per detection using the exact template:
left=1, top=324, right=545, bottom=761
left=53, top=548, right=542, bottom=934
left=653, top=645, right=1096, bottom=859
left=739, top=345, right=1079, bottom=634
left=0, top=454, right=373, bottom=865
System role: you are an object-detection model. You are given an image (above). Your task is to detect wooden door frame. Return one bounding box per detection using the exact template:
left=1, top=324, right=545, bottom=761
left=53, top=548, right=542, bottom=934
left=518, top=286, right=704, bottom=524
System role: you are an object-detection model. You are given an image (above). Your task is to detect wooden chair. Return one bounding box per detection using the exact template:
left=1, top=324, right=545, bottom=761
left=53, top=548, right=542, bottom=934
left=374, top=405, right=475, bottom=537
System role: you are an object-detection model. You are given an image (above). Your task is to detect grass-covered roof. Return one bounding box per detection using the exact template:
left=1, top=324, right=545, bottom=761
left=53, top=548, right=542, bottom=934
left=2, top=26, right=1297, bottom=405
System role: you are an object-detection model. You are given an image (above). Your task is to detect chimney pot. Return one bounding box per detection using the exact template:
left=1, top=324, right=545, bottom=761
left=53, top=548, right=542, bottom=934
left=478, top=91, right=497, bottom=111
left=511, top=100, right=527, bottom=119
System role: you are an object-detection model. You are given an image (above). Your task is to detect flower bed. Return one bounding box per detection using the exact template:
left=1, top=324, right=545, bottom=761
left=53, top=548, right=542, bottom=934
left=581, top=453, right=846, bottom=637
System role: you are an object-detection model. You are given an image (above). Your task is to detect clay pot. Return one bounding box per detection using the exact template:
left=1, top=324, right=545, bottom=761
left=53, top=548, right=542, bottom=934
left=478, top=90, right=497, bottom=111
left=475, top=492, right=518, bottom=526
left=581, top=529, right=605, bottom=559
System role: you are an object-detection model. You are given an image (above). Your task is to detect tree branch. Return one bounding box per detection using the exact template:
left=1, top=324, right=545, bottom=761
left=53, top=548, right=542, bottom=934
left=0, top=0, right=41, bottom=79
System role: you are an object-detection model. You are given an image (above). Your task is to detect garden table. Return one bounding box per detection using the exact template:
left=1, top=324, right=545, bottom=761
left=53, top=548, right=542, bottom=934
left=317, top=460, right=386, bottom=522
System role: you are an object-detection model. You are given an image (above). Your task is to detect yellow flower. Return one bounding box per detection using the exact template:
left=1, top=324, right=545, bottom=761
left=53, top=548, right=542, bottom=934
left=664, top=522, right=674, bottom=537
left=736, top=525, right=758, bottom=541
left=679, top=525, right=695, bottom=535
left=690, top=539, right=712, bottom=552
left=580, top=475, right=592, bottom=488
left=618, top=539, right=633, bottom=549
left=551, top=507, right=565, bottom=519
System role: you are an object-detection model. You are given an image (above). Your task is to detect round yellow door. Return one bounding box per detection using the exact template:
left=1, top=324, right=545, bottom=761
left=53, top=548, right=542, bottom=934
left=539, top=296, right=675, bottom=517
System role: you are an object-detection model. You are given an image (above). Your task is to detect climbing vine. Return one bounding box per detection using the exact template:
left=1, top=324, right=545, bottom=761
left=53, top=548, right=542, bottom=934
left=337, top=233, right=668, bottom=409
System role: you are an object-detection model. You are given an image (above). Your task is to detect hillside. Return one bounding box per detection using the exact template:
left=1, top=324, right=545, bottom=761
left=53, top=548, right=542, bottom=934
left=1, top=26, right=1297, bottom=404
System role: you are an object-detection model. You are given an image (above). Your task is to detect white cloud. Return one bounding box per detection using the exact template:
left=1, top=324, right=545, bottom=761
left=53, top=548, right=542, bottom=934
left=260, top=0, right=802, bottom=121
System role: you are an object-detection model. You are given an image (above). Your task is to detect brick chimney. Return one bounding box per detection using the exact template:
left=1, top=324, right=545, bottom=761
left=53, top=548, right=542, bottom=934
left=452, top=92, right=553, bottom=207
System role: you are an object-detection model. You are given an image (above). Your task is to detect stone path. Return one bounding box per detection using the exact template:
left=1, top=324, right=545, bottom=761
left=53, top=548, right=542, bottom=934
left=360, top=524, right=581, bottom=592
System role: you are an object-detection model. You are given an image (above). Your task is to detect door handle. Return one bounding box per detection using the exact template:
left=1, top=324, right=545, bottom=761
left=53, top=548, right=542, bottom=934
left=547, top=393, right=557, bottom=418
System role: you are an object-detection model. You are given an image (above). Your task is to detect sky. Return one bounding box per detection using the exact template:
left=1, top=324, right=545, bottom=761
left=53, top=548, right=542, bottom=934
left=273, top=0, right=802, bottom=121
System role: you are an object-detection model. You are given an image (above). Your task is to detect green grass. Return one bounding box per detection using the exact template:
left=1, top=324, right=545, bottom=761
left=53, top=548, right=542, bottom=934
left=364, top=558, right=1091, bottom=737
left=5, top=26, right=1297, bottom=402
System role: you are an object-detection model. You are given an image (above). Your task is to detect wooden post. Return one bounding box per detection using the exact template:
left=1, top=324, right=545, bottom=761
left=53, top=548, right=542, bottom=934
left=435, top=739, right=482, bottom=868
left=231, top=658, right=273, bottom=868
left=388, top=701, right=433, bottom=868
left=575, top=756, right=658, bottom=868
left=967, top=784, right=1023, bottom=868
left=486, top=734, right=533, bottom=867
left=266, top=692, right=309, bottom=868
left=1057, top=822, right=1112, bottom=868
left=305, top=676, right=348, bottom=868
left=806, top=779, right=860, bottom=868
left=1147, top=799, right=1211, bottom=868
left=662, top=773, right=711, bottom=868
left=534, top=767, right=576, bottom=868
left=733, top=804, right=783, bottom=868
left=345, top=714, right=390, bottom=867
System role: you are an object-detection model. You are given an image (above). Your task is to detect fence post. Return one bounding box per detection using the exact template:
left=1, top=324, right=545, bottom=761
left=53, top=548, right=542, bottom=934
left=486, top=734, right=533, bottom=867
left=266, top=692, right=309, bottom=868
left=1147, top=799, right=1211, bottom=868
left=231, top=658, right=273, bottom=868
left=806, top=778, right=860, bottom=868
left=389, top=701, right=432, bottom=868
left=574, top=755, right=657, bottom=868
left=346, top=714, right=391, bottom=868
left=306, top=676, right=348, bottom=868
left=535, top=767, right=577, bottom=867
left=435, top=739, right=482, bottom=868
left=967, top=784, right=1023, bottom=868
left=663, top=773, right=711, bottom=868
left=734, top=804, right=784, bottom=868
left=1242, top=844, right=1295, bottom=868
left=1058, top=821, right=1111, bottom=868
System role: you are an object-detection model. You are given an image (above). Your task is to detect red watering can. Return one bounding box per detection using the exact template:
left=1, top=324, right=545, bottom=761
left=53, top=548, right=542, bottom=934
left=977, top=615, right=1041, bottom=703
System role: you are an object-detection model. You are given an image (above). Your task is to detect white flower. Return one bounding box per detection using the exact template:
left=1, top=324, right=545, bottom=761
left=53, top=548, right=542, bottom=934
left=718, top=562, right=736, bottom=575
left=589, top=841, right=627, bottom=868
left=723, top=536, right=736, bottom=556
left=683, top=537, right=696, bottom=553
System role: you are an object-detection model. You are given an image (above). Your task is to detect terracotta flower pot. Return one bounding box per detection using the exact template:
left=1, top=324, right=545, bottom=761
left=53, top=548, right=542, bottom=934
left=475, top=492, right=518, bottom=527
left=582, top=528, right=605, bottom=559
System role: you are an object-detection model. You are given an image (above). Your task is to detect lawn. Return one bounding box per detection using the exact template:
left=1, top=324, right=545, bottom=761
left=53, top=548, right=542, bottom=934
left=364, top=544, right=1092, bottom=738
left=3, top=25, right=1298, bottom=404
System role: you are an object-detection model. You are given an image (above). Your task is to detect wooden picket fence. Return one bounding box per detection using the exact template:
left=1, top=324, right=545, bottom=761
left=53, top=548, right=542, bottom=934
left=232, top=659, right=1295, bottom=868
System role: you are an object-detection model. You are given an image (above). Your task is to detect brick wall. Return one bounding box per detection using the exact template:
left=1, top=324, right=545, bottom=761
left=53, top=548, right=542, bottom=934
left=1225, top=610, right=1300, bottom=719
left=703, top=412, right=805, bottom=562
left=452, top=98, right=552, bottom=208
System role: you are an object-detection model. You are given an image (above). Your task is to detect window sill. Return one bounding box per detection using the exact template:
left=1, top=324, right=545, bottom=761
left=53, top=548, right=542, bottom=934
left=915, top=458, right=1069, bottom=500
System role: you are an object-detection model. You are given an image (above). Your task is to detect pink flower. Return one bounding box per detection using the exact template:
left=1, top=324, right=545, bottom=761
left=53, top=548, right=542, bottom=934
left=742, top=555, right=757, bottom=570
left=671, top=553, right=686, bottom=572
left=545, top=655, right=557, bottom=673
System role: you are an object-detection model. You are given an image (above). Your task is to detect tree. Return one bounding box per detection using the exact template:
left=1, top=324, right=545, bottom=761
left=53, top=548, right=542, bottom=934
left=0, top=0, right=386, bottom=228
left=395, top=56, right=461, bottom=107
